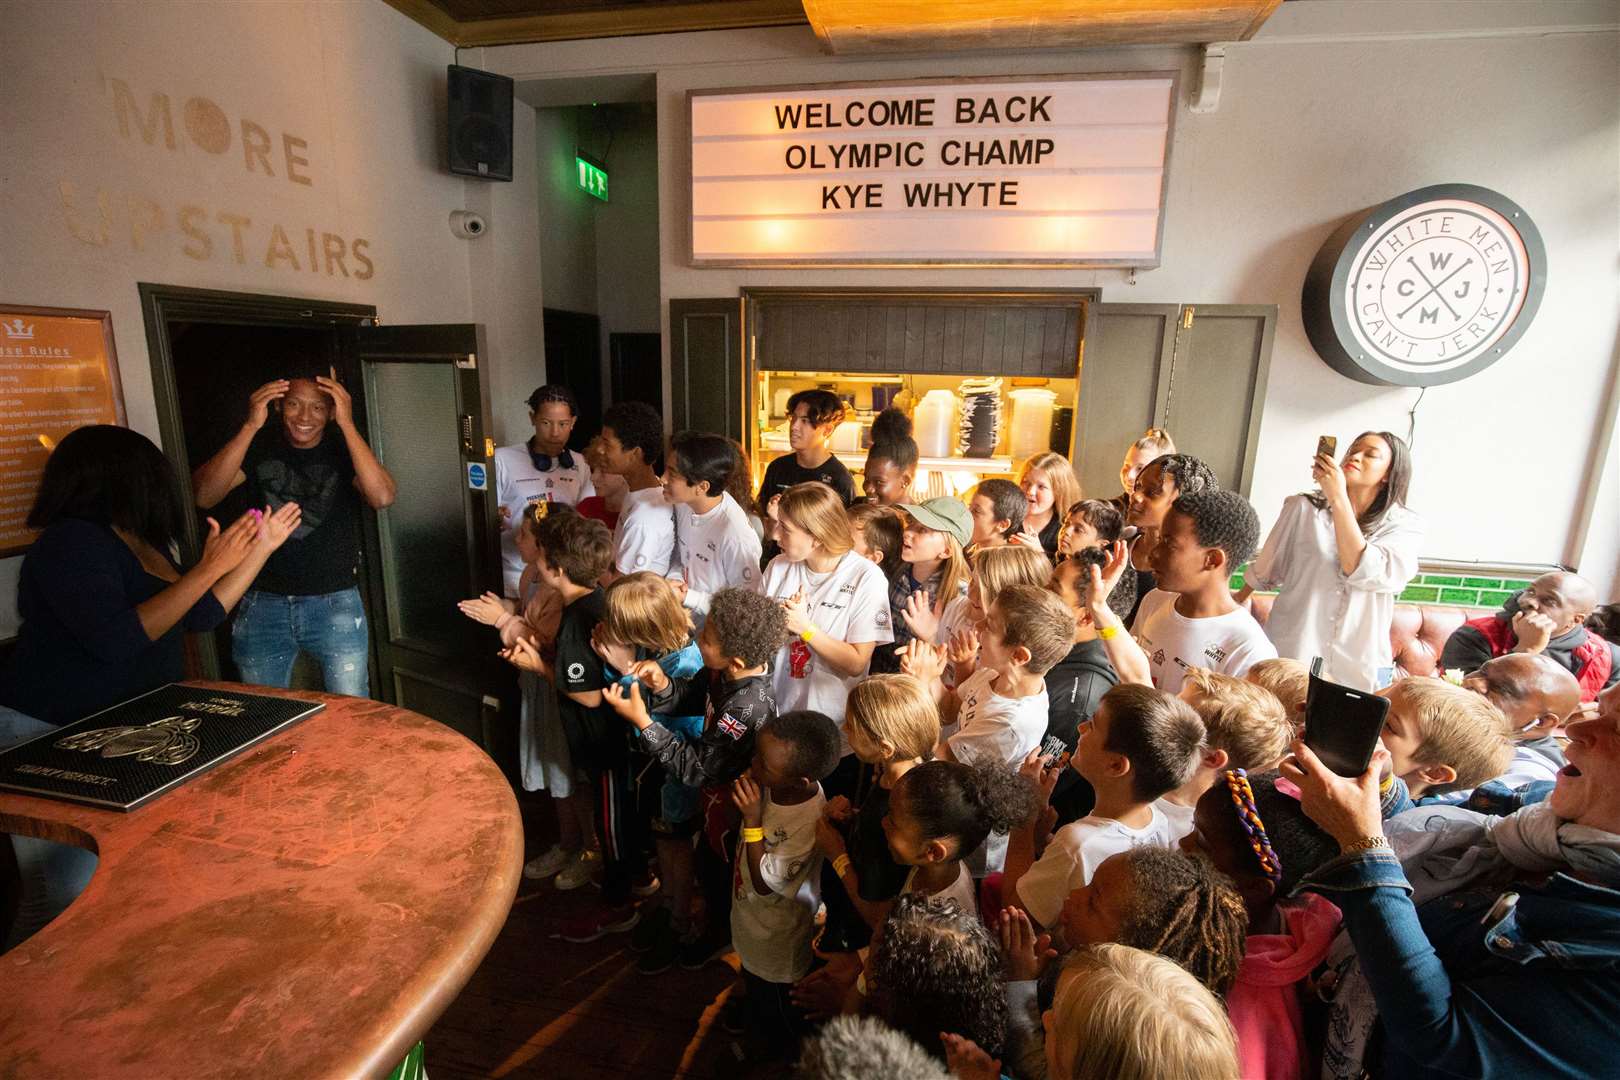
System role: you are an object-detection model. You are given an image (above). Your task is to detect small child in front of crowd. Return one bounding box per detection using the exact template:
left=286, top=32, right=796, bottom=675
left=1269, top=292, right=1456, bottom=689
left=460, top=504, right=596, bottom=884
left=966, top=478, right=1026, bottom=555
left=1002, top=683, right=1204, bottom=930
left=814, top=674, right=939, bottom=952
left=590, top=572, right=706, bottom=969
left=1184, top=769, right=1343, bottom=1080
left=846, top=501, right=903, bottom=575
left=880, top=760, right=1036, bottom=914
left=1378, top=676, right=1514, bottom=798
left=939, top=544, right=1054, bottom=689
left=906, top=584, right=1074, bottom=876
left=1247, top=656, right=1310, bottom=733
left=664, top=431, right=761, bottom=626
left=861, top=408, right=917, bottom=506
left=603, top=586, right=787, bottom=971
left=728, top=710, right=843, bottom=1061
left=1155, top=667, right=1294, bottom=841
left=878, top=497, right=971, bottom=671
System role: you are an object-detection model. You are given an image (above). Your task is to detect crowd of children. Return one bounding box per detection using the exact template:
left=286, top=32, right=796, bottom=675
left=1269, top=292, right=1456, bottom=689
left=461, top=383, right=1609, bottom=1079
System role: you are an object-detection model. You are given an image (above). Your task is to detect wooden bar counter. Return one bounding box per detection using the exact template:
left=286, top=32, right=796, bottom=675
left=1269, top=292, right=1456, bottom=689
left=0, top=683, right=523, bottom=1079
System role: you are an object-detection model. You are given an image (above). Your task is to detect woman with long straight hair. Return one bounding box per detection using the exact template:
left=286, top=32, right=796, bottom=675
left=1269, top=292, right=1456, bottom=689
left=1240, top=431, right=1422, bottom=690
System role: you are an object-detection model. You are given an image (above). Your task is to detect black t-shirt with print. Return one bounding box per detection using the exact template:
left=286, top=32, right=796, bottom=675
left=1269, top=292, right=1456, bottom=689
left=554, top=588, right=613, bottom=766
left=760, top=453, right=856, bottom=509
left=241, top=426, right=359, bottom=595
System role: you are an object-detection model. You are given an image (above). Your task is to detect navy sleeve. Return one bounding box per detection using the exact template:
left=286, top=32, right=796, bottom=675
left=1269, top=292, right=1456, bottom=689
left=24, top=521, right=156, bottom=663
left=182, top=590, right=229, bottom=632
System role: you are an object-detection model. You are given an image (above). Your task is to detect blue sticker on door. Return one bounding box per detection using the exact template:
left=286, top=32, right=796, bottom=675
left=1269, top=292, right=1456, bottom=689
left=467, top=462, right=487, bottom=490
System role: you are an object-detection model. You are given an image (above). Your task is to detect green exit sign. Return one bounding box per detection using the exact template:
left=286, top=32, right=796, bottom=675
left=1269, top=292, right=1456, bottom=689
left=575, top=155, right=609, bottom=201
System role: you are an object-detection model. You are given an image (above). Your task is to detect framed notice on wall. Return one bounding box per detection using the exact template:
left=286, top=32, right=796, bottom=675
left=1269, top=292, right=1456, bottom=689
left=0, top=306, right=126, bottom=556
left=689, top=73, right=1177, bottom=268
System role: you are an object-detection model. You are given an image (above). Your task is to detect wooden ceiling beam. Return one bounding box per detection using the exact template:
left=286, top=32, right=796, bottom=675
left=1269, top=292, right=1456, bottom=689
left=380, top=0, right=807, bottom=47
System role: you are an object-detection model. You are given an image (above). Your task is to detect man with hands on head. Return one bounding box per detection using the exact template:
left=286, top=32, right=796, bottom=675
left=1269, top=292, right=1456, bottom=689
left=192, top=369, right=396, bottom=696
left=1441, top=570, right=1618, bottom=703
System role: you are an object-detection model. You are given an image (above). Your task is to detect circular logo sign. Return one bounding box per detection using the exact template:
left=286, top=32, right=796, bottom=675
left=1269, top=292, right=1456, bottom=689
left=1303, top=185, right=1544, bottom=386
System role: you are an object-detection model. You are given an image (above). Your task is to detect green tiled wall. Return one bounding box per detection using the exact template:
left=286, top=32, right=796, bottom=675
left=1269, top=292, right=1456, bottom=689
left=1231, top=567, right=1535, bottom=609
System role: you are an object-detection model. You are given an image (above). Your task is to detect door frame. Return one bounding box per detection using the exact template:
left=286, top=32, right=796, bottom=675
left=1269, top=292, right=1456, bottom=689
left=137, top=283, right=379, bottom=677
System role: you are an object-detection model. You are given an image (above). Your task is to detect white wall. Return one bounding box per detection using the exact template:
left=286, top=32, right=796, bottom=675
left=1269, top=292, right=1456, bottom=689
left=484, top=0, right=1620, bottom=595
left=0, top=0, right=547, bottom=634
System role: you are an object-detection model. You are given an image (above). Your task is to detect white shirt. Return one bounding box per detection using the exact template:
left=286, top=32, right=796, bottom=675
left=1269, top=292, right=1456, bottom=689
left=493, top=443, right=594, bottom=596
left=614, top=485, right=676, bottom=577
left=1246, top=494, right=1424, bottom=691
left=1015, top=806, right=1179, bottom=929
left=1132, top=589, right=1278, bottom=694
left=674, top=492, right=762, bottom=620
left=730, top=786, right=826, bottom=984
left=949, top=667, right=1049, bottom=875
left=1154, top=797, right=1196, bottom=843
left=937, top=593, right=975, bottom=690
left=903, top=863, right=979, bottom=917
left=759, top=552, right=894, bottom=755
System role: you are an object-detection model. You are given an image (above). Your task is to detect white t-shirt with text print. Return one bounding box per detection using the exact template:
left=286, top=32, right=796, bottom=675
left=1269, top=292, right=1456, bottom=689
left=1131, top=588, right=1277, bottom=694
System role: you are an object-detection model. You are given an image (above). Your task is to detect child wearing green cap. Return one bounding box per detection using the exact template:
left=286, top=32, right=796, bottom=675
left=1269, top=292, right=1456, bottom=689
left=869, top=496, right=972, bottom=674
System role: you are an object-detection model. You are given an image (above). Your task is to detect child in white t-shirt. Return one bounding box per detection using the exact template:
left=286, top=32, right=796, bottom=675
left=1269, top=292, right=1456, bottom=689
left=1003, top=683, right=1205, bottom=930
left=1133, top=488, right=1276, bottom=693
left=664, top=432, right=760, bottom=623
left=730, top=710, right=843, bottom=1062
left=494, top=385, right=594, bottom=596
left=600, top=402, right=675, bottom=578
left=759, top=483, right=892, bottom=776
left=904, top=584, right=1075, bottom=875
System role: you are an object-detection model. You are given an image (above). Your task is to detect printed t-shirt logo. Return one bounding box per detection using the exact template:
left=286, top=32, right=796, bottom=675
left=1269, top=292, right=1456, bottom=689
left=567, top=662, right=585, bottom=680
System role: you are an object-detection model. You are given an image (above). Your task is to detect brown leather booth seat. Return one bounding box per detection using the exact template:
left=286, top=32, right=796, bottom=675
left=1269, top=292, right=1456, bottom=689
left=1243, top=594, right=1494, bottom=679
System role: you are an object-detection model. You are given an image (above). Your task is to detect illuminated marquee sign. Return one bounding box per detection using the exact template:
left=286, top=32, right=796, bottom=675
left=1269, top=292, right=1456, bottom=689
left=688, top=74, right=1176, bottom=267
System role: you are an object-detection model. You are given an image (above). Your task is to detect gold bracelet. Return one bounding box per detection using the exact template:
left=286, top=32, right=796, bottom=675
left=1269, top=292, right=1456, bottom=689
left=1341, top=835, right=1389, bottom=856
left=832, top=854, right=852, bottom=879
left=801, top=626, right=817, bottom=643
left=741, top=826, right=766, bottom=844
left=1097, top=624, right=1119, bottom=641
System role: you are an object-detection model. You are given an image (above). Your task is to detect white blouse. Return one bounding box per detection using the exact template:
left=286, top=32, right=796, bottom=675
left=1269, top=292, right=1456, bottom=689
left=1245, top=494, right=1424, bottom=691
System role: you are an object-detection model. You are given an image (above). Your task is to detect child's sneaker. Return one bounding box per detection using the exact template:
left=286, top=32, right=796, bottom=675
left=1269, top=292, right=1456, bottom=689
left=629, top=905, right=671, bottom=954
left=523, top=844, right=575, bottom=881
left=636, top=921, right=680, bottom=975
left=558, top=903, right=641, bottom=943
left=677, top=926, right=733, bottom=970
left=554, top=849, right=601, bottom=891
left=631, top=868, right=661, bottom=898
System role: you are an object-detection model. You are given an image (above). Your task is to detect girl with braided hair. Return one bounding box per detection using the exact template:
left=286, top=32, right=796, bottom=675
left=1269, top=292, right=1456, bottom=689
left=1184, top=768, right=1344, bottom=1080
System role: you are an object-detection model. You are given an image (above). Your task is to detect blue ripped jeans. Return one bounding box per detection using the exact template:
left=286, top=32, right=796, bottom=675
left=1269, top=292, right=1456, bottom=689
left=231, top=587, right=371, bottom=697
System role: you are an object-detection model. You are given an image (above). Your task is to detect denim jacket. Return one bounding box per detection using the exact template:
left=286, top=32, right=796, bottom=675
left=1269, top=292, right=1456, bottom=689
left=1304, top=799, right=1620, bottom=1078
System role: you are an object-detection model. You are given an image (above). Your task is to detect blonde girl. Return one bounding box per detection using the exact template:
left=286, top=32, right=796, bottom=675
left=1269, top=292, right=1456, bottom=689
left=940, top=544, right=1052, bottom=688
left=816, top=674, right=941, bottom=943
left=1013, top=452, right=1082, bottom=559
left=758, top=482, right=894, bottom=798
left=880, top=497, right=972, bottom=671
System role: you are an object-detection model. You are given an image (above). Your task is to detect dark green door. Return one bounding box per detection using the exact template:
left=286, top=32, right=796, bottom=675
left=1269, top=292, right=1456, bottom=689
left=343, top=324, right=504, bottom=751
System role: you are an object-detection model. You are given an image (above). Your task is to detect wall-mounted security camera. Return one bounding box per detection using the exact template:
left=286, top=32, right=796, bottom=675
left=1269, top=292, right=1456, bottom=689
left=449, top=210, right=487, bottom=239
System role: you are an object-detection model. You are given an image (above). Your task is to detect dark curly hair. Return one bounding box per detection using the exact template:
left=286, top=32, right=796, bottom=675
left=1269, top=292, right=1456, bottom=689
left=536, top=510, right=613, bottom=586
left=974, top=478, right=1026, bottom=535
left=1067, top=498, right=1123, bottom=543
left=868, top=894, right=1009, bottom=1061
left=707, top=587, right=789, bottom=669
left=787, top=388, right=846, bottom=428
left=866, top=408, right=919, bottom=472
left=525, top=383, right=578, bottom=415
left=1063, top=545, right=1137, bottom=621
left=602, top=400, right=665, bottom=472
left=1149, top=453, right=1219, bottom=498
left=669, top=431, right=737, bottom=498
left=1117, top=847, right=1249, bottom=998
left=762, top=710, right=842, bottom=780
left=1100, top=684, right=1205, bottom=802
left=1170, top=488, right=1261, bottom=572
left=894, top=760, right=1037, bottom=860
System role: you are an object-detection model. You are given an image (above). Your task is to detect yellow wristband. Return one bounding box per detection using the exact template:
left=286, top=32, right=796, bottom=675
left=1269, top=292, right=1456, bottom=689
left=741, top=826, right=766, bottom=844
left=1097, top=624, right=1119, bottom=640
left=801, top=626, right=817, bottom=643
left=1341, top=835, right=1389, bottom=856
left=1379, top=772, right=1395, bottom=794
left=833, top=854, right=852, bottom=879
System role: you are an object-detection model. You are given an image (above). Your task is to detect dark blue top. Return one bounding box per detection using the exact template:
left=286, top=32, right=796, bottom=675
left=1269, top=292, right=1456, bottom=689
left=0, top=518, right=227, bottom=725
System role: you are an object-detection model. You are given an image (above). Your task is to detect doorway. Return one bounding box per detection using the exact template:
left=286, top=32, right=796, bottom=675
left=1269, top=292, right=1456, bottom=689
left=139, top=284, right=511, bottom=756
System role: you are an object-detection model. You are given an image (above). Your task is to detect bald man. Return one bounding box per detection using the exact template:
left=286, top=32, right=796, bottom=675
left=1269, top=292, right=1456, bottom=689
left=1441, top=572, right=1618, bottom=702
left=1463, top=654, right=1580, bottom=786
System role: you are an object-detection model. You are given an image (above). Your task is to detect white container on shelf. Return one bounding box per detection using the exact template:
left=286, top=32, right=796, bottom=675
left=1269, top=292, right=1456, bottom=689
left=1008, top=388, right=1058, bottom=460
left=913, top=389, right=959, bottom=458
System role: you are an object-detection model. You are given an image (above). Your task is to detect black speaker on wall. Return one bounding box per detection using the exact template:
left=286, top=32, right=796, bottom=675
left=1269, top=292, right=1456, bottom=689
left=448, top=64, right=514, bottom=181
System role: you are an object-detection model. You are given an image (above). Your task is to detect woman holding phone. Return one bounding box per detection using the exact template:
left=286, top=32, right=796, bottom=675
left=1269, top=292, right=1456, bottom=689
left=1240, top=431, right=1421, bottom=691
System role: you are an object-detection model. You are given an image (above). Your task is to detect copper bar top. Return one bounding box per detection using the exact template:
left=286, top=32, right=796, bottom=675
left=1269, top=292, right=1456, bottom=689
left=0, top=683, right=523, bottom=1079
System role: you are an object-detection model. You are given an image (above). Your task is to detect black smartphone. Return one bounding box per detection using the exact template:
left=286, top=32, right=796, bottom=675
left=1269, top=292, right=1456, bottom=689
left=1316, top=435, right=1337, bottom=459
left=1302, top=658, right=1389, bottom=777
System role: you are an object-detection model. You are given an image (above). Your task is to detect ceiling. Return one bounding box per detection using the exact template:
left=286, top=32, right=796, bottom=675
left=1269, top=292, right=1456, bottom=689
left=384, top=0, right=1283, bottom=48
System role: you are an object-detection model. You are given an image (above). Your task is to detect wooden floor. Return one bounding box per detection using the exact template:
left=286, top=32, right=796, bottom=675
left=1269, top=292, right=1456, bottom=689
left=423, top=799, right=750, bottom=1079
